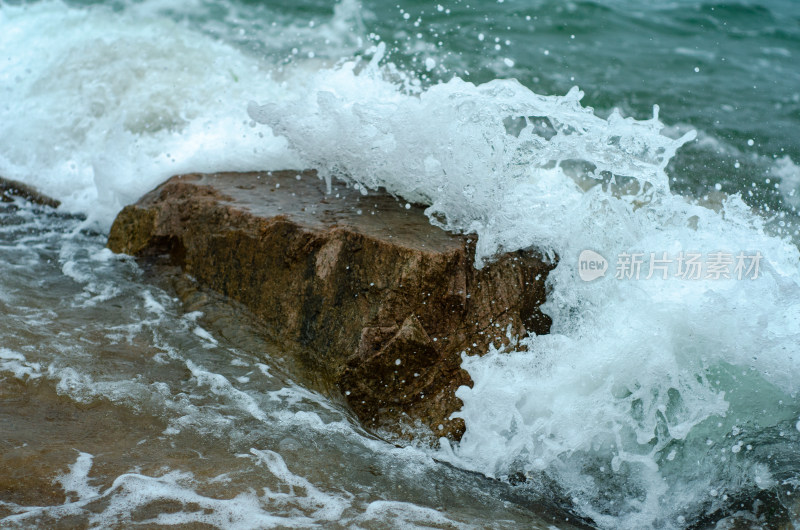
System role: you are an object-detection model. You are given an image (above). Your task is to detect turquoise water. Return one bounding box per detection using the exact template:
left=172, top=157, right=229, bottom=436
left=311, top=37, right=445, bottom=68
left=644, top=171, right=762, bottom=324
left=1, top=0, right=800, bottom=528
left=212, top=0, right=800, bottom=206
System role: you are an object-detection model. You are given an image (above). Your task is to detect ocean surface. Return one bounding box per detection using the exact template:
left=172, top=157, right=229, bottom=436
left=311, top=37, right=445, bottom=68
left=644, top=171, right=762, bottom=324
left=2, top=0, right=800, bottom=528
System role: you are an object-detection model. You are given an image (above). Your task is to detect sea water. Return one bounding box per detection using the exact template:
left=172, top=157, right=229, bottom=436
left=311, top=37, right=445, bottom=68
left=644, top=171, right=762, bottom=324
left=1, top=0, right=799, bottom=528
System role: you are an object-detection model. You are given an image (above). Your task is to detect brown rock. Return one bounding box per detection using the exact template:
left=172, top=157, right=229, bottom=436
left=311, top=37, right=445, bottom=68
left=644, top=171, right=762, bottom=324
left=108, top=171, right=554, bottom=440
left=0, top=177, right=60, bottom=208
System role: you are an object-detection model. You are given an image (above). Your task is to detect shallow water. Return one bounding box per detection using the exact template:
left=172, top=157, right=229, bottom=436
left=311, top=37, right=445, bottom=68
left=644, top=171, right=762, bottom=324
left=0, top=199, right=582, bottom=528
left=2, top=0, right=800, bottom=528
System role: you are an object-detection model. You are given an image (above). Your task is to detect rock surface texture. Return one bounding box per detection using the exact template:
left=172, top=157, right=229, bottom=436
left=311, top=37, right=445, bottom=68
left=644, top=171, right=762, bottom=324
left=0, top=177, right=60, bottom=208
left=108, top=171, right=554, bottom=439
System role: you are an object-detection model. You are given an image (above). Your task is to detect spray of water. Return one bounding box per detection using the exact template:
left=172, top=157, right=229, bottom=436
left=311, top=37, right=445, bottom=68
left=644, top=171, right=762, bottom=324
left=2, top=0, right=799, bottom=527
left=248, top=51, right=800, bottom=528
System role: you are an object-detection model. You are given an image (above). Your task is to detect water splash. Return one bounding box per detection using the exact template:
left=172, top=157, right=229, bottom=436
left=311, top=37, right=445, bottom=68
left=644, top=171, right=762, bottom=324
left=248, top=56, right=800, bottom=528
left=2, top=0, right=799, bottom=526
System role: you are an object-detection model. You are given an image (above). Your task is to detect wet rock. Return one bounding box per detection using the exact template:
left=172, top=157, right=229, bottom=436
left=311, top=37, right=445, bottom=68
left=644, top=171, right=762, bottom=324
left=0, top=177, right=60, bottom=208
left=108, top=171, right=554, bottom=440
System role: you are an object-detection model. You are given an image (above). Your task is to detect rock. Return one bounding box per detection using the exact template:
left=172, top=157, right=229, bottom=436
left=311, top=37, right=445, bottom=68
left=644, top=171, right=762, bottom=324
left=0, top=177, right=60, bottom=208
left=108, top=171, right=554, bottom=440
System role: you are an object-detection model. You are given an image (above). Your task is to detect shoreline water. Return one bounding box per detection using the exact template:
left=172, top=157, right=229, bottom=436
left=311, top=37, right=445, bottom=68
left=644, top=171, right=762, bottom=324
left=0, top=190, right=587, bottom=529
left=2, top=0, right=800, bottom=528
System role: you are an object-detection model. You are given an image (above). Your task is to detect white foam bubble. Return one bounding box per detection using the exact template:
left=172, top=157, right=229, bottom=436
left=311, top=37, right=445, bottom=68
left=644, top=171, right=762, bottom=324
left=4, top=451, right=342, bottom=528
left=186, top=359, right=268, bottom=422
left=248, top=65, right=692, bottom=266
left=249, top=448, right=351, bottom=521
left=245, top=54, right=800, bottom=528
left=4, top=1, right=799, bottom=526
left=775, top=156, right=800, bottom=208
left=0, top=347, right=42, bottom=380
left=356, top=500, right=473, bottom=528
left=192, top=326, right=219, bottom=346
left=58, top=452, right=102, bottom=501
left=0, top=0, right=303, bottom=230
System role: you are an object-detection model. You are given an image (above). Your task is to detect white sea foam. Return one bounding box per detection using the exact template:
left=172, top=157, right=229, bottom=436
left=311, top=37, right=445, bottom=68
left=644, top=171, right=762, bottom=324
left=0, top=0, right=302, bottom=229
left=59, top=452, right=102, bottom=502
left=3, top=451, right=350, bottom=528
left=775, top=156, right=800, bottom=208
left=248, top=52, right=692, bottom=266
left=247, top=50, right=800, bottom=528
left=354, top=500, right=475, bottom=529
left=0, top=347, right=42, bottom=380
left=192, top=325, right=219, bottom=346
left=249, top=448, right=352, bottom=521
left=186, top=359, right=268, bottom=422
left=3, top=0, right=799, bottom=527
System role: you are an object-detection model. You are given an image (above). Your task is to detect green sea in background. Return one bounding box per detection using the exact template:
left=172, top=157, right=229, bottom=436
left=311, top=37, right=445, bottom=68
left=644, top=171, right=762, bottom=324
left=2, top=1, right=800, bottom=528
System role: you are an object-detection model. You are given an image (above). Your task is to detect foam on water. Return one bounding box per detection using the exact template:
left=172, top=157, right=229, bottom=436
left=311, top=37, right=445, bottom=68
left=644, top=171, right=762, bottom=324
left=4, top=450, right=352, bottom=528
left=248, top=50, right=693, bottom=267
left=0, top=348, right=42, bottom=380
left=247, top=49, right=800, bottom=528
left=5, top=447, right=473, bottom=528
left=3, top=0, right=800, bottom=528
left=776, top=156, right=800, bottom=208
left=0, top=0, right=303, bottom=229
left=1, top=201, right=496, bottom=528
